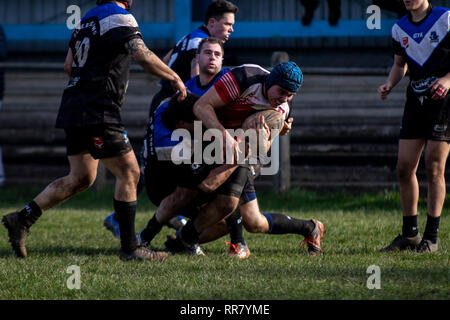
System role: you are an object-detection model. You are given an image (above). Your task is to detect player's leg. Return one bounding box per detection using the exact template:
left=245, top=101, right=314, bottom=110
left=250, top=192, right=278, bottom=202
left=240, top=196, right=324, bottom=256
left=381, top=138, right=424, bottom=251
left=177, top=167, right=248, bottom=255
left=100, top=150, right=166, bottom=261
left=2, top=130, right=98, bottom=258
left=417, top=140, right=450, bottom=252
left=300, top=0, right=319, bottom=26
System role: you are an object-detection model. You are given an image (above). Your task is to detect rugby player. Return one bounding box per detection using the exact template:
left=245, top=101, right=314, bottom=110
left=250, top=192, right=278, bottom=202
left=149, top=0, right=238, bottom=115
left=176, top=62, right=325, bottom=256
left=378, top=0, right=450, bottom=253
left=1, top=0, right=187, bottom=261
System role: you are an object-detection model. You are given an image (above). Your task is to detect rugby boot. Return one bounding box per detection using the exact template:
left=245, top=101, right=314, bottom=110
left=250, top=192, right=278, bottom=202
left=226, top=242, right=251, bottom=259
left=176, top=228, right=205, bottom=256
left=2, top=211, right=30, bottom=258
left=302, top=219, right=325, bottom=256
left=416, top=239, right=438, bottom=253
left=119, top=246, right=168, bottom=262
left=164, top=234, right=185, bottom=254
left=380, top=233, right=422, bottom=252
left=103, top=212, right=121, bottom=239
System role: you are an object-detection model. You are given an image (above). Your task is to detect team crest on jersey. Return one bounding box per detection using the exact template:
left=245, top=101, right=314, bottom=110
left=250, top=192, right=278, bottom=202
left=93, top=137, right=104, bottom=149
left=402, top=36, right=409, bottom=48
left=430, top=31, right=439, bottom=43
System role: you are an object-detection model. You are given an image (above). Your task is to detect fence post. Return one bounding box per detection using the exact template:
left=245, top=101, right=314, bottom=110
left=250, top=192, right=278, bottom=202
left=271, top=51, right=291, bottom=194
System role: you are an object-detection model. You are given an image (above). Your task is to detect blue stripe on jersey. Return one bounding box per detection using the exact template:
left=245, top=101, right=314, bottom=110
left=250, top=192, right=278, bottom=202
left=185, top=68, right=230, bottom=97
left=397, top=6, right=448, bottom=44
left=82, top=3, right=130, bottom=22
left=153, top=102, right=181, bottom=148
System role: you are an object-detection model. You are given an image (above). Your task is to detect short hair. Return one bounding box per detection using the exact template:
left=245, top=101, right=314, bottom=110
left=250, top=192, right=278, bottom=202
left=204, top=0, right=238, bottom=25
left=162, top=92, right=199, bottom=130
left=196, top=37, right=225, bottom=55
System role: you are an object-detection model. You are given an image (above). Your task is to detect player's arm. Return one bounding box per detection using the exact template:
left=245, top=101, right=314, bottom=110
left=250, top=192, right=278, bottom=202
left=63, top=48, right=73, bottom=77
left=193, top=86, right=227, bottom=131
left=378, top=54, right=407, bottom=100
left=197, top=164, right=238, bottom=193
left=125, top=38, right=187, bottom=101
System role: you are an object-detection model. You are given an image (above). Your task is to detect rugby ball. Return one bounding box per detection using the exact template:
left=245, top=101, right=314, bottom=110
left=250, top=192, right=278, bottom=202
left=242, top=110, right=284, bottom=135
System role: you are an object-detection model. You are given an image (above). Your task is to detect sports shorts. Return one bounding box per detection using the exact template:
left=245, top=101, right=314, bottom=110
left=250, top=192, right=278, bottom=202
left=64, top=123, right=132, bottom=159
left=399, top=88, right=450, bottom=141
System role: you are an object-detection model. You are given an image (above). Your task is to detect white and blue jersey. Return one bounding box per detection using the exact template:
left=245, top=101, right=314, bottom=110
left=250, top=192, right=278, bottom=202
left=392, top=6, right=450, bottom=81
left=56, top=2, right=142, bottom=128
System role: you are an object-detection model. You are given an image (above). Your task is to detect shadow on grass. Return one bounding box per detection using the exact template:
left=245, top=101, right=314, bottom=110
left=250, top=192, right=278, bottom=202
left=0, top=186, right=441, bottom=213
left=0, top=245, right=119, bottom=258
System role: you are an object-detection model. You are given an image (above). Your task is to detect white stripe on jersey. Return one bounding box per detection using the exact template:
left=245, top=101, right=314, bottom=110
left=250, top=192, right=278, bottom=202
left=187, top=37, right=203, bottom=51
left=221, top=73, right=240, bottom=99
left=392, top=11, right=449, bottom=66
left=99, top=13, right=139, bottom=36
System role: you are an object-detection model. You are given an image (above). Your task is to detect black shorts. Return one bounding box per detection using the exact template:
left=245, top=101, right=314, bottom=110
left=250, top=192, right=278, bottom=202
left=144, top=160, right=214, bottom=206
left=215, top=166, right=249, bottom=199
left=64, top=124, right=132, bottom=159
left=400, top=90, right=450, bottom=141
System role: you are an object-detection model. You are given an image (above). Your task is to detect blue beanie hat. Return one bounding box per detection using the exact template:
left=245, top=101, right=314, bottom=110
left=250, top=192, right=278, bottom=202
left=265, top=62, right=303, bottom=93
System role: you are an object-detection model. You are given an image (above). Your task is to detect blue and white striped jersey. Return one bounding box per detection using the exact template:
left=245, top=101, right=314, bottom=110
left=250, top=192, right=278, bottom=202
left=392, top=6, right=450, bottom=81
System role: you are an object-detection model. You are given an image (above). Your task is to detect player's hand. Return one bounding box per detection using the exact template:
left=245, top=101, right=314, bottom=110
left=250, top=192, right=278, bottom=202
left=430, top=76, right=450, bottom=100
left=378, top=83, right=393, bottom=100
left=171, top=77, right=187, bottom=102
left=223, top=130, right=241, bottom=164
left=280, top=117, right=293, bottom=136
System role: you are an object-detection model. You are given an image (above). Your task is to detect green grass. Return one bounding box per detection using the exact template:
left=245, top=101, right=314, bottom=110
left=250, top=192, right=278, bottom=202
left=0, top=186, right=448, bottom=300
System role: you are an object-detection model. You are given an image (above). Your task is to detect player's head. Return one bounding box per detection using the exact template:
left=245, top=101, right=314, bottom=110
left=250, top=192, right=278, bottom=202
left=403, top=0, right=429, bottom=11
left=162, top=92, right=199, bottom=130
left=196, top=37, right=224, bottom=77
left=264, top=61, right=302, bottom=107
left=205, top=0, right=238, bottom=43
left=96, top=0, right=132, bottom=11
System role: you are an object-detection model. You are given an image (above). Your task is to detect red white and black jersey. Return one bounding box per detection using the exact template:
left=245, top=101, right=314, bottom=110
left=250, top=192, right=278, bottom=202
left=56, top=3, right=142, bottom=128
left=392, top=6, right=450, bottom=81
left=213, top=64, right=290, bottom=129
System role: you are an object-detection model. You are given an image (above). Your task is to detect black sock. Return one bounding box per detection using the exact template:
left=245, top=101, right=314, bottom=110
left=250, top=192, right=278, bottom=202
left=423, top=215, right=440, bottom=243
left=180, top=220, right=200, bottom=243
left=141, top=215, right=163, bottom=243
left=402, top=215, right=419, bottom=237
left=263, top=212, right=314, bottom=237
left=114, top=199, right=138, bottom=253
left=18, top=201, right=42, bottom=228
left=226, top=209, right=245, bottom=245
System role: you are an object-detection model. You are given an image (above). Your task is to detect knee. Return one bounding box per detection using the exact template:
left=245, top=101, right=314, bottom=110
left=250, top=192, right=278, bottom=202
left=216, top=196, right=239, bottom=216
left=397, top=161, right=416, bottom=181
left=70, top=172, right=96, bottom=192
left=425, top=161, right=445, bottom=183
left=243, top=219, right=267, bottom=234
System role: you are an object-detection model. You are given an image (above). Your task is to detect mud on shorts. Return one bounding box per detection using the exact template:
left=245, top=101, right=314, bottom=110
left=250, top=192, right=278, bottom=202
left=400, top=89, right=450, bottom=141
left=64, top=123, right=132, bottom=159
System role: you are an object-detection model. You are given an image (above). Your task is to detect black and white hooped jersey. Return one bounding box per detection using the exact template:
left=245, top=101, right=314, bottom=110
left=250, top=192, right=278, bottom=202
left=56, top=3, right=142, bottom=128
left=392, top=6, right=450, bottom=81
left=159, top=25, right=210, bottom=91
left=213, top=64, right=290, bottom=129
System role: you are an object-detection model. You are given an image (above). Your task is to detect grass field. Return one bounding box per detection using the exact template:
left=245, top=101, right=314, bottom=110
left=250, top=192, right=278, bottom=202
left=0, top=186, right=448, bottom=301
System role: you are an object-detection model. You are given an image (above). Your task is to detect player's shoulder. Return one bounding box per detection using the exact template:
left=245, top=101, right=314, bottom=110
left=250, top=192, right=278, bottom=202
left=83, top=3, right=138, bottom=32
left=229, top=64, right=268, bottom=87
